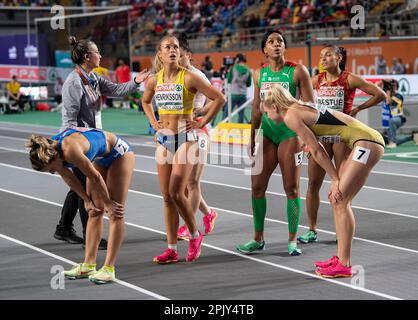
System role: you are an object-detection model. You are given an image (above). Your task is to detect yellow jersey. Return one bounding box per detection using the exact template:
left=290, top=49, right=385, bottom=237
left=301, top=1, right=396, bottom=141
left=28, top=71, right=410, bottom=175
left=6, top=81, right=20, bottom=95
left=310, top=105, right=385, bottom=149
left=154, top=67, right=195, bottom=115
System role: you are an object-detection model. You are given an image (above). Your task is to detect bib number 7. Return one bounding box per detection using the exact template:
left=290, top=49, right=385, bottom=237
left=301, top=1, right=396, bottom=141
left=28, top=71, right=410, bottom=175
left=352, top=146, right=370, bottom=164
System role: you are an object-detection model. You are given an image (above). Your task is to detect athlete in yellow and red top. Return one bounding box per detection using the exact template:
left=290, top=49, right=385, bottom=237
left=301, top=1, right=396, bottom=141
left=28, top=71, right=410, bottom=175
left=298, top=45, right=386, bottom=244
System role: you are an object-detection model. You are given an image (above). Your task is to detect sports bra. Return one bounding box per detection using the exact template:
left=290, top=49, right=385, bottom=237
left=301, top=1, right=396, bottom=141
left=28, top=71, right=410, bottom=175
left=154, top=67, right=195, bottom=115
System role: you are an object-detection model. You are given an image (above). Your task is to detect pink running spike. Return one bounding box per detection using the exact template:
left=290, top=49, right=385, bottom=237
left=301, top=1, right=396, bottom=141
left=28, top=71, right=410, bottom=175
left=177, top=225, right=189, bottom=240
left=315, top=258, right=353, bottom=278
left=186, top=231, right=203, bottom=262
left=153, top=248, right=178, bottom=264
left=314, top=255, right=338, bottom=268
left=203, top=209, right=218, bottom=235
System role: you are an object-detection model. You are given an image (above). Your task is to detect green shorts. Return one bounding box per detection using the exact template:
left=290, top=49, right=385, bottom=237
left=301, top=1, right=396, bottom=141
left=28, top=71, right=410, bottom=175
left=260, top=113, right=297, bottom=145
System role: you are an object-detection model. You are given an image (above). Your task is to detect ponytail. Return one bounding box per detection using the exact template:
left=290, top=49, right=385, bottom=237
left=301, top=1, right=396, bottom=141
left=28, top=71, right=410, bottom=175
left=69, top=35, right=95, bottom=65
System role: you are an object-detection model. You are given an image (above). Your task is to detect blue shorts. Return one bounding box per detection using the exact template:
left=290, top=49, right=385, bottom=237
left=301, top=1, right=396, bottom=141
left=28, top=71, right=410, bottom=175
left=95, top=137, right=133, bottom=168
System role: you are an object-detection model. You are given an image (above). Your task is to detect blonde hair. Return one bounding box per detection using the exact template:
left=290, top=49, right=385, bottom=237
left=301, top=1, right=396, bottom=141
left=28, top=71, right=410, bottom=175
left=263, top=84, right=298, bottom=116
left=153, top=35, right=179, bottom=73
left=26, top=135, right=59, bottom=171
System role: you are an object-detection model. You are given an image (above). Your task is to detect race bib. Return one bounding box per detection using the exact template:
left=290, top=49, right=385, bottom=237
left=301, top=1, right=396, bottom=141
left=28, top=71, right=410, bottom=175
left=260, top=82, right=289, bottom=100
left=114, top=138, right=130, bottom=155
left=317, top=86, right=345, bottom=111
left=155, top=83, right=184, bottom=111
left=198, top=134, right=208, bottom=150
left=294, top=151, right=303, bottom=166
left=352, top=146, right=370, bottom=164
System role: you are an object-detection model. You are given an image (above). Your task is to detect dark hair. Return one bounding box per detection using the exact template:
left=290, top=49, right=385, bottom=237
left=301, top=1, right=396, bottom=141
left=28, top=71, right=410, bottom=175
left=261, top=30, right=287, bottom=53
left=323, top=45, right=347, bottom=71
left=177, top=32, right=191, bottom=53
left=235, top=53, right=246, bottom=63
left=69, top=36, right=94, bottom=65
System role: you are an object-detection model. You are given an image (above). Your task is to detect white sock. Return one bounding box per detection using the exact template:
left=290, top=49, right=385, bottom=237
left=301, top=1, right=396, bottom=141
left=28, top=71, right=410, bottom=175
left=190, top=231, right=200, bottom=239
left=168, top=244, right=177, bottom=251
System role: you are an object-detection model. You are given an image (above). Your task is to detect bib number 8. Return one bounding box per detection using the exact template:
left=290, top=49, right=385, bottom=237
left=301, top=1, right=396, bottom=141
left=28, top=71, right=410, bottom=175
left=198, top=135, right=208, bottom=151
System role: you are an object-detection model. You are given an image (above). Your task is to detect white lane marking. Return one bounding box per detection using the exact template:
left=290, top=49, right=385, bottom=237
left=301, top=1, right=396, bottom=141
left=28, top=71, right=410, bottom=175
left=6, top=143, right=418, bottom=196
left=2, top=135, right=418, bottom=176
left=2, top=162, right=418, bottom=254
left=0, top=187, right=402, bottom=301
left=159, top=164, right=418, bottom=198
left=1, top=160, right=417, bottom=221
left=131, top=168, right=418, bottom=220
left=0, top=231, right=169, bottom=300
left=135, top=163, right=418, bottom=197
left=129, top=189, right=418, bottom=255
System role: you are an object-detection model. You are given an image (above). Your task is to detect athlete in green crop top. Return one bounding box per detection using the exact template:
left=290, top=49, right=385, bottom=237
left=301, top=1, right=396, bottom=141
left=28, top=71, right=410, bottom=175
left=237, top=30, right=314, bottom=256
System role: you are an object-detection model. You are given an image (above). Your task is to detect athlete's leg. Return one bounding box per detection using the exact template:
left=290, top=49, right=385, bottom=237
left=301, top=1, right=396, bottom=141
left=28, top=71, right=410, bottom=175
left=277, top=137, right=303, bottom=252
left=187, top=160, right=206, bottom=218
left=197, top=134, right=214, bottom=217
left=84, top=164, right=108, bottom=265
left=156, top=145, right=177, bottom=247
left=250, top=136, right=279, bottom=241
left=305, top=142, right=333, bottom=232
left=103, top=151, right=135, bottom=267
left=332, top=142, right=384, bottom=267
left=171, top=141, right=199, bottom=235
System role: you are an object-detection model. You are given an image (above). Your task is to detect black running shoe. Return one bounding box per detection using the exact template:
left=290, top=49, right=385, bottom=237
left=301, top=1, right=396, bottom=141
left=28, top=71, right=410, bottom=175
left=54, top=228, right=84, bottom=244
left=83, top=238, right=108, bottom=251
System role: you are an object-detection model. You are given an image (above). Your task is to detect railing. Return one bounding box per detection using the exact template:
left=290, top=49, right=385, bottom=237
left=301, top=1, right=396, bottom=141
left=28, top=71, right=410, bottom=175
left=132, top=10, right=418, bottom=55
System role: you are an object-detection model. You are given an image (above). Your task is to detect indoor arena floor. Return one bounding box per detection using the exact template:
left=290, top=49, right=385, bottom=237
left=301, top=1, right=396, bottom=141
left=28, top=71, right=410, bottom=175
left=0, top=122, right=417, bottom=300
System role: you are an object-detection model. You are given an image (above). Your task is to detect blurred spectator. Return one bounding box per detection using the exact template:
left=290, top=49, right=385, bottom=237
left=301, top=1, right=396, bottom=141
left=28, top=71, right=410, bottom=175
left=383, top=80, right=412, bottom=148
left=54, top=76, right=63, bottom=105
left=202, top=56, right=214, bottom=80
left=6, top=75, right=25, bottom=112
left=224, top=53, right=252, bottom=123
left=376, top=55, right=388, bottom=75
left=115, top=58, right=131, bottom=109
left=391, top=57, right=406, bottom=74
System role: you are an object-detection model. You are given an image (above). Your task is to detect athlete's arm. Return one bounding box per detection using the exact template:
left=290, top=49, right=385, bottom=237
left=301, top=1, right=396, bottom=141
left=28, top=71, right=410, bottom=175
left=56, top=166, right=101, bottom=216
left=294, top=64, right=315, bottom=102
left=284, top=109, right=342, bottom=202
left=61, top=141, right=124, bottom=218
left=185, top=71, right=226, bottom=128
left=141, top=76, right=163, bottom=130
left=250, top=69, right=262, bottom=157
left=98, top=69, right=150, bottom=97
left=348, top=74, right=386, bottom=117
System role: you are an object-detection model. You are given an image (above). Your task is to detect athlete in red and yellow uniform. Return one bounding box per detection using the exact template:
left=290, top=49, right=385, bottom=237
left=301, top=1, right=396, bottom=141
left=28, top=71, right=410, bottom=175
left=298, top=45, right=386, bottom=244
